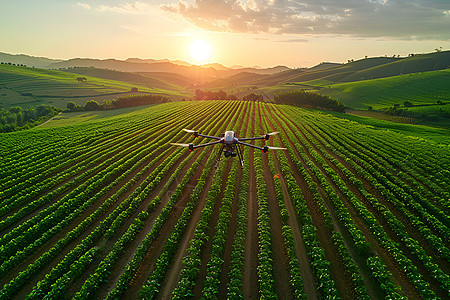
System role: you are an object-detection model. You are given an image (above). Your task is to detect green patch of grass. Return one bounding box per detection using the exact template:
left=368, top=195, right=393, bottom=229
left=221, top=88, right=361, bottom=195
left=0, top=64, right=187, bottom=109
left=403, top=104, right=450, bottom=116
left=291, top=79, right=334, bottom=87
left=320, top=69, right=450, bottom=109
left=38, top=105, right=159, bottom=128
left=63, top=67, right=187, bottom=93
left=325, top=110, right=450, bottom=144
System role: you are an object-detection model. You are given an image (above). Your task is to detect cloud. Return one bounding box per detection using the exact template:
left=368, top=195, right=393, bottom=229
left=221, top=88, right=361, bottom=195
left=77, top=2, right=91, bottom=10
left=278, top=38, right=309, bottom=43
left=162, top=0, right=450, bottom=40
left=78, top=1, right=154, bottom=14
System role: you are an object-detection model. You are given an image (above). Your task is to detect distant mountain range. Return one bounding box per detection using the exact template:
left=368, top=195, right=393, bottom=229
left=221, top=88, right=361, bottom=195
left=204, top=51, right=450, bottom=89
left=0, top=51, right=291, bottom=83
left=1, top=50, right=449, bottom=90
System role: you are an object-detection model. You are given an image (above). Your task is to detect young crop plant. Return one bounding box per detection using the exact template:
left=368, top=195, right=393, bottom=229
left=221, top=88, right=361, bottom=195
left=0, top=100, right=447, bottom=299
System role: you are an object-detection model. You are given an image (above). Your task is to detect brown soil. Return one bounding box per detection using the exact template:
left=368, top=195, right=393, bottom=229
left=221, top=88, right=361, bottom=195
left=272, top=107, right=423, bottom=299
left=96, top=148, right=209, bottom=299
left=257, top=103, right=293, bottom=299
left=243, top=103, right=260, bottom=299
left=262, top=105, right=318, bottom=299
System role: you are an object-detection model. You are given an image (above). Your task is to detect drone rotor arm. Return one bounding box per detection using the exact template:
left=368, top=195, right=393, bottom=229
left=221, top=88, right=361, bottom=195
left=191, top=140, right=222, bottom=149
left=195, top=133, right=222, bottom=140
left=236, top=141, right=265, bottom=151
left=238, top=136, right=266, bottom=141
left=239, top=132, right=279, bottom=141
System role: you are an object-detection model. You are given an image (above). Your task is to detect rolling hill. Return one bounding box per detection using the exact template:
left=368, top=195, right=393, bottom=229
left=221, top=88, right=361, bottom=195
left=61, top=67, right=186, bottom=93
left=202, top=50, right=450, bottom=90
left=319, top=68, right=450, bottom=109
left=1, top=50, right=449, bottom=115
left=0, top=64, right=187, bottom=109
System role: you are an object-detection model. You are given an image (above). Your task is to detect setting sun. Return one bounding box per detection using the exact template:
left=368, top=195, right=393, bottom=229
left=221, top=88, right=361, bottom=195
left=190, top=39, right=212, bottom=63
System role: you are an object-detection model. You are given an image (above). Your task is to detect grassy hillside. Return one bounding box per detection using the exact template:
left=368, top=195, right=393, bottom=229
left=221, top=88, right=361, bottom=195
left=341, top=51, right=450, bottom=82
left=319, top=68, right=450, bottom=109
left=215, top=51, right=450, bottom=91
left=38, top=105, right=158, bottom=128
left=62, top=67, right=186, bottom=93
left=0, top=64, right=187, bottom=109
left=138, top=72, right=194, bottom=87
left=325, top=110, right=450, bottom=144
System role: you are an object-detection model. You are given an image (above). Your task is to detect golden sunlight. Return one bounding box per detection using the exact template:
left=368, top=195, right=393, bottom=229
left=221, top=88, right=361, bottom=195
left=190, top=39, right=212, bottom=63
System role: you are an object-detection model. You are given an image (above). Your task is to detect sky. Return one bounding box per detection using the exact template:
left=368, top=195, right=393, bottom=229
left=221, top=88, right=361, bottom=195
left=0, top=0, right=449, bottom=68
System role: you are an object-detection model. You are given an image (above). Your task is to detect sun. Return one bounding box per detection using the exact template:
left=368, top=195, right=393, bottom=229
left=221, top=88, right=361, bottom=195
left=190, top=39, right=212, bottom=63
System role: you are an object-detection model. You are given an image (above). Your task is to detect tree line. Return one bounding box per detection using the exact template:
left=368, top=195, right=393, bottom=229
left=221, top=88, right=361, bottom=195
left=194, top=89, right=238, bottom=100
left=273, top=90, right=346, bottom=112
left=0, top=104, right=61, bottom=133
left=66, top=94, right=170, bottom=112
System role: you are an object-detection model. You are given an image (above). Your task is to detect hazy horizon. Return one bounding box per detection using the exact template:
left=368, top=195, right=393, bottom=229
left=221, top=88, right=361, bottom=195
left=1, top=1, right=450, bottom=68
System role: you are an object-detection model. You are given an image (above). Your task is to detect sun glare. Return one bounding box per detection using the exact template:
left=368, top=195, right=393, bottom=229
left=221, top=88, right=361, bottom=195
left=190, top=39, right=212, bottom=63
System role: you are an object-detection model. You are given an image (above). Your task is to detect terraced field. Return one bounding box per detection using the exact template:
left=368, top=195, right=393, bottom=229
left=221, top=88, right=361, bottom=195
left=0, top=101, right=448, bottom=299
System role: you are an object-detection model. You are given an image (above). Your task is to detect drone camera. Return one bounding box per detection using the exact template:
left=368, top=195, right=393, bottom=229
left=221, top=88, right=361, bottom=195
left=224, top=150, right=237, bottom=157
left=193, top=132, right=199, bottom=138
left=188, top=143, right=194, bottom=151
left=262, top=146, right=269, bottom=153
left=265, top=134, right=270, bottom=140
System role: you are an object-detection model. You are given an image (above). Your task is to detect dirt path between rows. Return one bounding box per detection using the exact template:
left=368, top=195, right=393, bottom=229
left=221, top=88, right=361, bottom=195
left=267, top=105, right=358, bottom=299
left=152, top=164, right=216, bottom=299
left=273, top=106, right=422, bottom=299
left=243, top=103, right=259, bottom=299
left=217, top=102, right=249, bottom=298
left=90, top=103, right=240, bottom=299
left=262, top=105, right=318, bottom=299
left=191, top=159, right=233, bottom=297
left=257, top=102, right=292, bottom=299
left=291, top=116, right=447, bottom=298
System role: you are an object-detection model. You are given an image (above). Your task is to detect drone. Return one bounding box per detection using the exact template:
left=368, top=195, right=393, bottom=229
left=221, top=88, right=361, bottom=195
left=171, top=129, right=286, bottom=168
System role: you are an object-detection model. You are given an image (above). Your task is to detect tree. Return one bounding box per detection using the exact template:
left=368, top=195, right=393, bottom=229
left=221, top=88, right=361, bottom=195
left=84, top=100, right=101, bottom=111
left=195, top=89, right=204, bottom=100
left=217, top=90, right=227, bottom=100
left=403, top=101, right=413, bottom=107
left=67, top=101, right=77, bottom=111
left=243, top=93, right=262, bottom=101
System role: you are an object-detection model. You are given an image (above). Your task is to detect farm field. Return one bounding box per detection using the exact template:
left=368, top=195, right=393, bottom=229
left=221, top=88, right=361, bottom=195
left=0, top=64, right=186, bottom=109
left=0, top=101, right=449, bottom=299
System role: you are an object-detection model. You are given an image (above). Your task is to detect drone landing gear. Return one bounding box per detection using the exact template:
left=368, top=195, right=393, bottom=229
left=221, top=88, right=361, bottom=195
left=214, top=144, right=225, bottom=168
left=214, top=145, right=244, bottom=169
left=235, top=144, right=244, bottom=169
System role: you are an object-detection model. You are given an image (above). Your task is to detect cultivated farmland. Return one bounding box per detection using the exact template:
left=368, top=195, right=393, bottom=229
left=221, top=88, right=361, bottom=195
left=0, top=101, right=448, bottom=299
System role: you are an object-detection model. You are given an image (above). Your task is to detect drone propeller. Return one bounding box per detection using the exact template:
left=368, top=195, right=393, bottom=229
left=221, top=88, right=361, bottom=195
left=170, top=143, right=191, bottom=147
left=170, top=142, right=195, bottom=151
left=264, top=131, right=279, bottom=140
left=182, top=129, right=197, bottom=133
left=262, top=145, right=287, bottom=153
left=266, top=146, right=287, bottom=150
